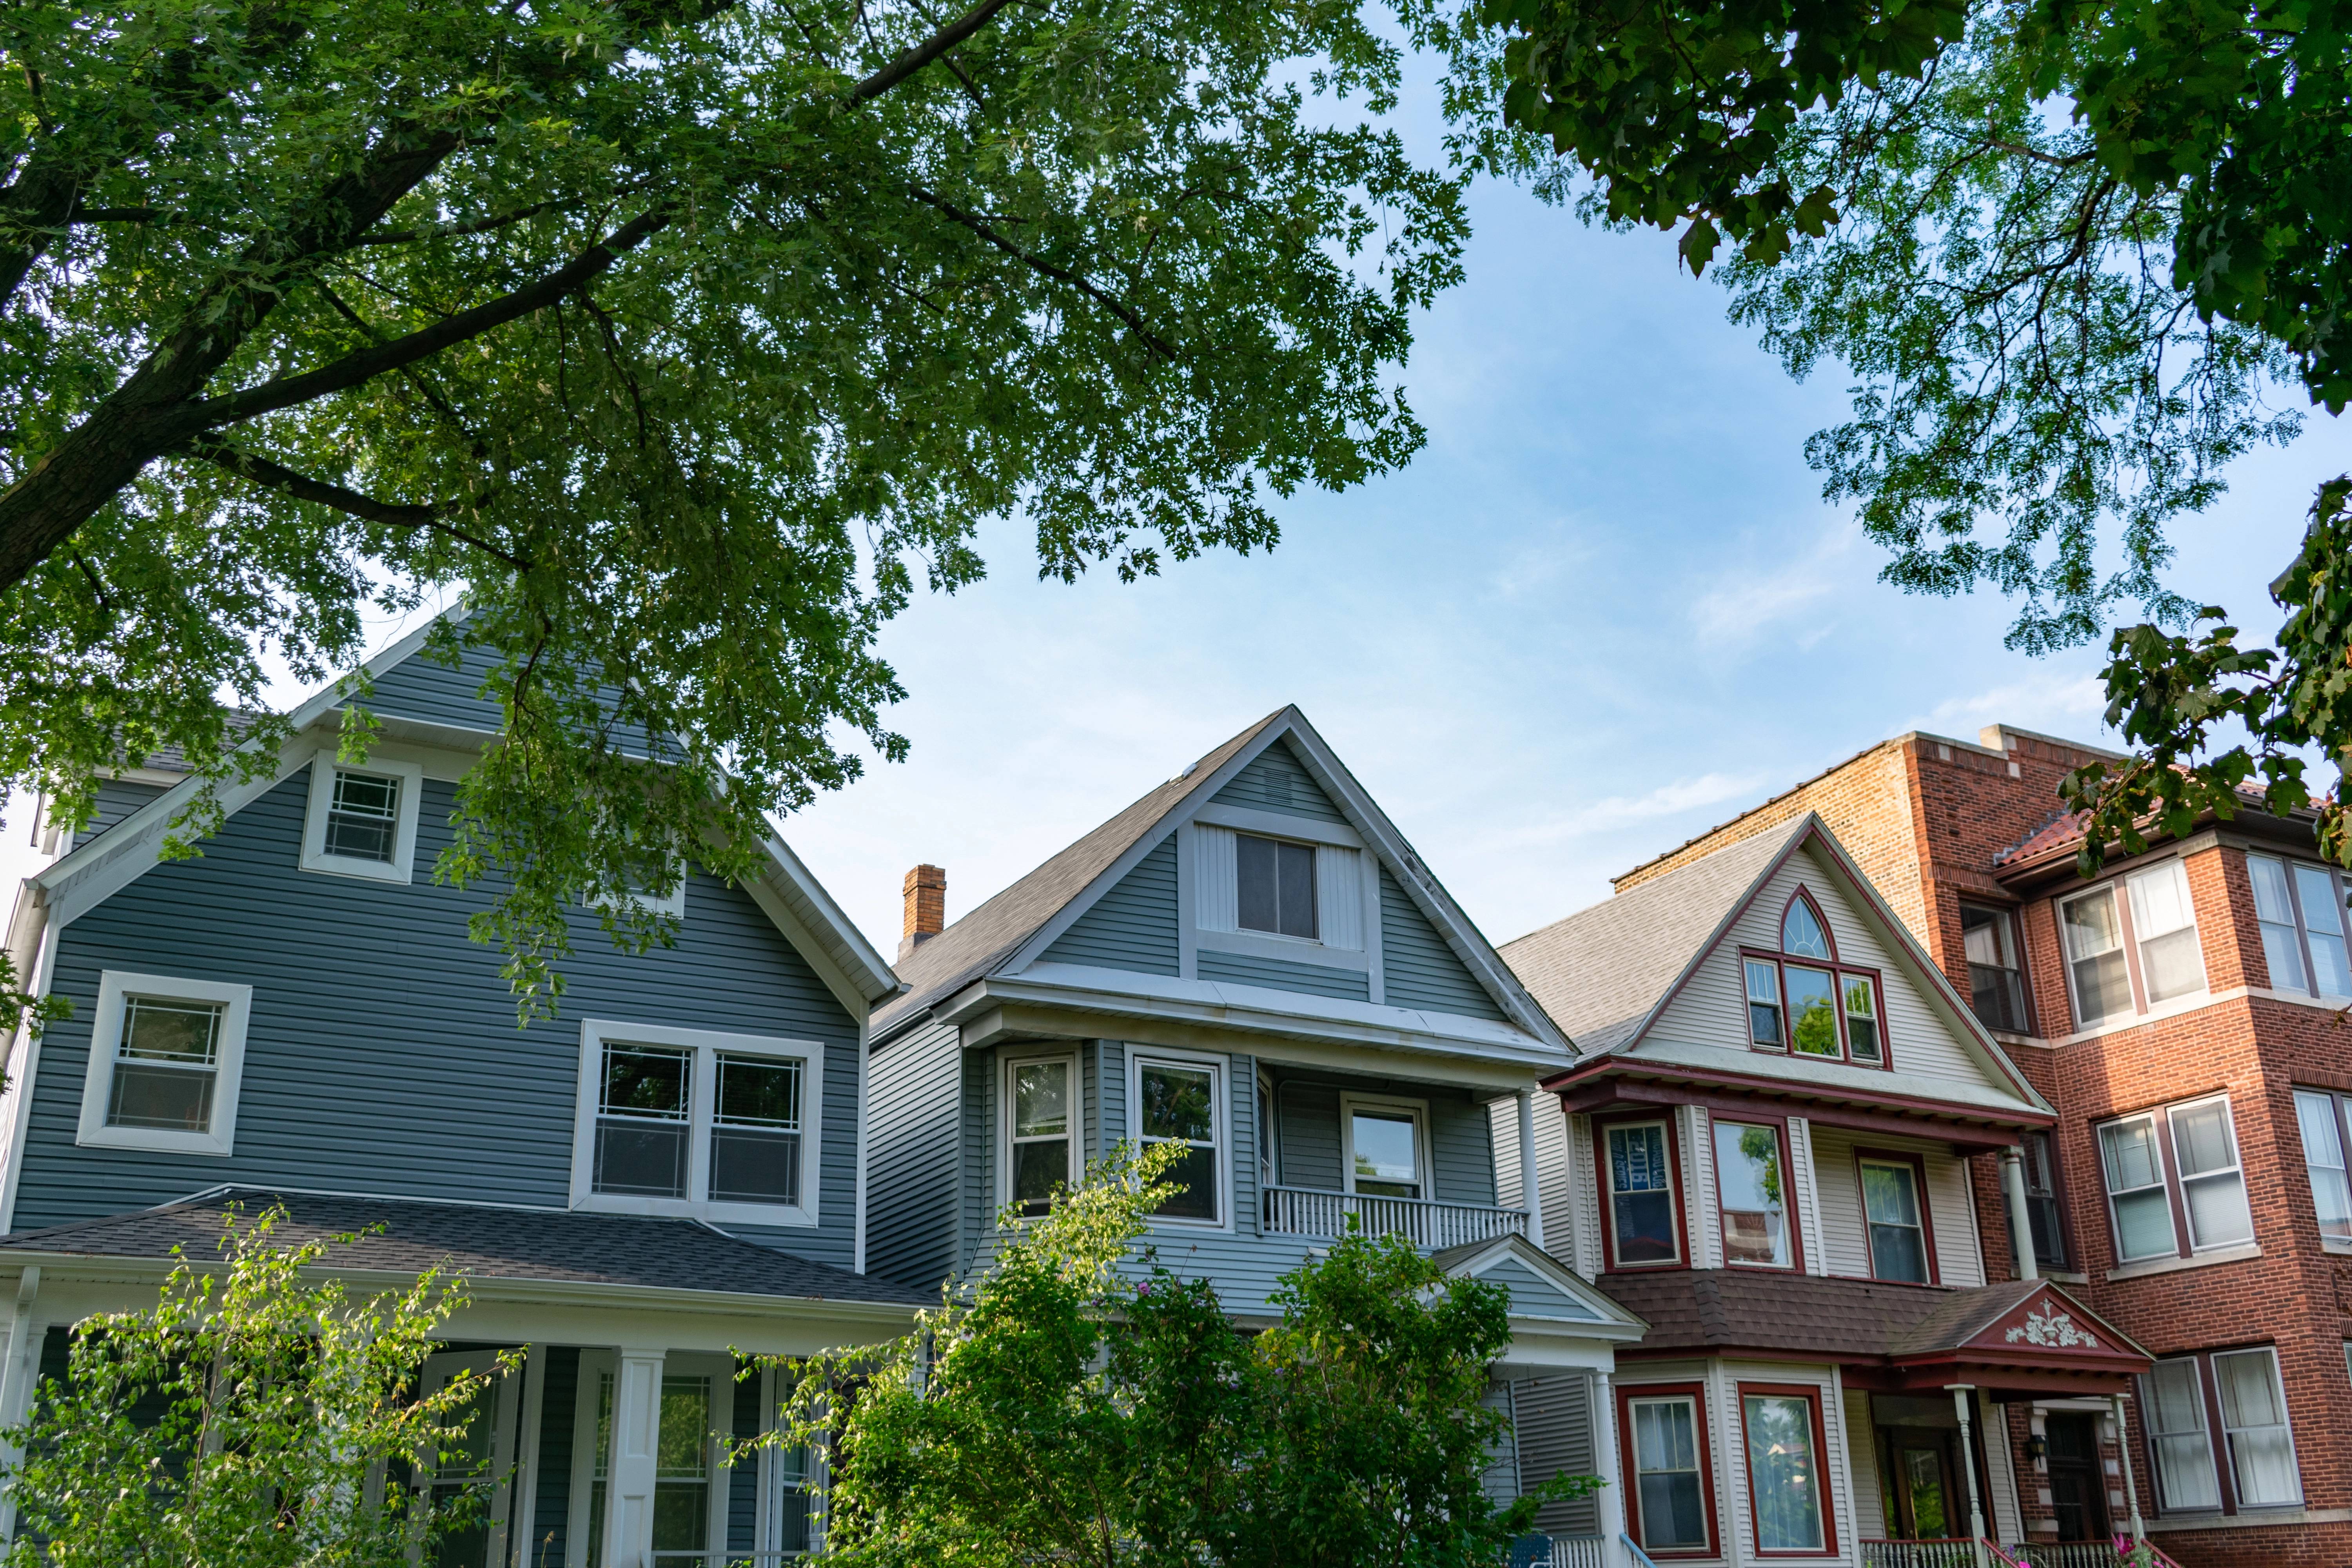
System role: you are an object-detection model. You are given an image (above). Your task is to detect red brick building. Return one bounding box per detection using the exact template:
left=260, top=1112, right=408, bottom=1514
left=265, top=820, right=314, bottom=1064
left=1621, top=724, right=2352, bottom=1566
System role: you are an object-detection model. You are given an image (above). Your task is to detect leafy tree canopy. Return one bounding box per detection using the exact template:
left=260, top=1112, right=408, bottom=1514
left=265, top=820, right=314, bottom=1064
left=760, top=1142, right=1593, bottom=1566
left=0, top=0, right=1485, bottom=1016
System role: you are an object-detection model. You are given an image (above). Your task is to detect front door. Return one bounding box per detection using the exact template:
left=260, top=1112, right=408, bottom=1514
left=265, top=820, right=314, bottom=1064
left=2043, top=1413, right=2112, bottom=1543
left=419, top=1349, right=521, bottom=1568
left=1885, top=1434, right=1956, bottom=1540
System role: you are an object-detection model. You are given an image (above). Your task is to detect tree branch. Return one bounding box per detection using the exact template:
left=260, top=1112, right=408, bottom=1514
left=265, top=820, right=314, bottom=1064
left=182, top=436, right=524, bottom=567
left=906, top=185, right=1178, bottom=360
left=849, top=0, right=1014, bottom=102
left=196, top=204, right=673, bottom=428
left=357, top=198, right=573, bottom=246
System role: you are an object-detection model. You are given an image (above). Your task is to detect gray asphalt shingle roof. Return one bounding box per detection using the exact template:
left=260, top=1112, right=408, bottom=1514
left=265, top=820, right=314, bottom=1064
left=0, top=1189, right=931, bottom=1307
left=1500, top=817, right=1809, bottom=1054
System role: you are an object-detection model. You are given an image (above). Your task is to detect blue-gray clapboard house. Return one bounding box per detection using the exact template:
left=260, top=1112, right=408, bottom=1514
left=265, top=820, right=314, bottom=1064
left=865, top=708, right=1646, bottom=1535
left=0, top=612, right=926, bottom=1568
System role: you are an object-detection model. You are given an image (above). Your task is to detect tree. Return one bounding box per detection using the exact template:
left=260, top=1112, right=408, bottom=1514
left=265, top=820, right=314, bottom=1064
left=761, top=1143, right=1593, bottom=1566
left=4, top=1205, right=502, bottom=1568
left=1470, top=0, right=2352, bottom=855
left=0, top=0, right=1479, bottom=1013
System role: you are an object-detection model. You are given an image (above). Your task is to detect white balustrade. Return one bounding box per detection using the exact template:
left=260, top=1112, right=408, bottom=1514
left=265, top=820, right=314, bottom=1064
left=1259, top=1185, right=1528, bottom=1248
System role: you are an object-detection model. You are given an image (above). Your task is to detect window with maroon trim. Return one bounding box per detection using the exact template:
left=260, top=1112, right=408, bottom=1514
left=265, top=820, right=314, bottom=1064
left=1739, top=1383, right=1836, bottom=1556
left=2096, top=1095, right=2254, bottom=1265
left=1856, top=1151, right=1936, bottom=1283
left=1713, top=1117, right=1798, bottom=1269
left=1601, top=1118, right=1683, bottom=1268
left=1621, top=1383, right=1716, bottom=1556
left=2141, top=1348, right=2303, bottom=1515
left=1742, top=889, right=1889, bottom=1067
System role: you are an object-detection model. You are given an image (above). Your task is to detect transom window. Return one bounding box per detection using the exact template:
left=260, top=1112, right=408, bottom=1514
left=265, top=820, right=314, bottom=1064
left=2292, top=1088, right=2352, bottom=1247
left=2097, top=1095, right=2253, bottom=1264
left=1236, top=833, right=1317, bottom=939
left=573, top=1022, right=820, bottom=1222
left=2141, top=1348, right=2301, bottom=1515
left=76, top=970, right=254, bottom=1156
left=1712, top=1120, right=1791, bottom=1269
left=2061, top=860, right=2208, bottom=1028
left=2249, top=854, right=2352, bottom=998
left=1603, top=1120, right=1681, bottom=1267
left=1134, top=1056, right=1221, bottom=1224
left=1624, top=1389, right=1711, bottom=1555
left=1007, top=1056, right=1078, bottom=1218
left=1858, top=1156, right=1931, bottom=1283
left=1742, top=891, right=1887, bottom=1065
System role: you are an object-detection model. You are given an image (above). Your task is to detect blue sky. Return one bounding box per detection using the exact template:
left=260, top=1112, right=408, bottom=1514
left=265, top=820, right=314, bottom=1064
left=15, top=74, right=2350, bottom=960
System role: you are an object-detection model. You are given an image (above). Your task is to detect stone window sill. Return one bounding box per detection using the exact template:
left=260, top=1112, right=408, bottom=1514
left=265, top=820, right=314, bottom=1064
left=2146, top=1505, right=2352, bottom=1533
left=2105, top=1242, right=2262, bottom=1282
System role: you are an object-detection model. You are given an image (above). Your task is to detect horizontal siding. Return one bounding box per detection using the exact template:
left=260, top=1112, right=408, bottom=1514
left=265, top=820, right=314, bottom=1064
left=1807, top=1125, right=1984, bottom=1286
left=1040, top=835, right=1178, bottom=975
left=1264, top=1071, right=1490, bottom=1205
left=1210, top=741, right=1347, bottom=824
left=1432, top=1093, right=1497, bottom=1205
left=866, top=1020, right=963, bottom=1292
left=1481, top=1382, right=1520, bottom=1507
left=70, top=780, right=168, bottom=851
left=1846, top=1387, right=1884, bottom=1541
left=1379, top=868, right=1506, bottom=1021
left=1198, top=948, right=1369, bottom=1002
left=1276, top=1081, right=1343, bottom=1189
left=363, top=640, right=657, bottom=755
left=1514, top=1372, right=1599, bottom=1535
left=27, top=769, right=863, bottom=1270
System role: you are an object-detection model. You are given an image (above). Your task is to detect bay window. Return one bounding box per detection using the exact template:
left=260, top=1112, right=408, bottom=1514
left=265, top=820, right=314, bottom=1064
left=2248, top=853, right=2352, bottom=998
left=2096, top=1095, right=2253, bottom=1266
left=1740, top=1385, right=1832, bottom=1555
left=1712, top=1120, right=1793, bottom=1268
left=572, top=1021, right=821, bottom=1224
left=1603, top=1120, right=1681, bottom=1267
left=1857, top=1155, right=1932, bottom=1283
left=1740, top=890, right=1890, bottom=1066
left=2061, top=859, right=2209, bottom=1028
left=2141, top=1348, right=2301, bottom=1515
left=2294, top=1088, right=2352, bottom=1245
left=1622, top=1387, right=1713, bottom=1556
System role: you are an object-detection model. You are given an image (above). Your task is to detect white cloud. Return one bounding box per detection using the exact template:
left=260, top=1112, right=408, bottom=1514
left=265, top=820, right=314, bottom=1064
left=1917, top=667, right=2111, bottom=742
left=1688, top=521, right=1860, bottom=649
left=1479, top=770, right=1766, bottom=851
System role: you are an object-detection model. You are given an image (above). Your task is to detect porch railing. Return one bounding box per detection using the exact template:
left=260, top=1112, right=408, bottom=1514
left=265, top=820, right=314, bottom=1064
left=2011, top=1541, right=2178, bottom=1568
left=1261, top=1186, right=1527, bottom=1248
left=1859, top=1541, right=2025, bottom=1568
left=1542, top=1536, right=1606, bottom=1568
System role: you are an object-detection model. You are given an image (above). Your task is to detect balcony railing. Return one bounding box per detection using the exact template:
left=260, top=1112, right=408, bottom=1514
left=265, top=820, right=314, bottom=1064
left=1969, top=962, right=2029, bottom=1033
left=1261, top=1186, right=1527, bottom=1249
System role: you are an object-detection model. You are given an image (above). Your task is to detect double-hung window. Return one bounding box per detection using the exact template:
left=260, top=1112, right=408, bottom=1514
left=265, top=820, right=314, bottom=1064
left=299, top=751, right=424, bottom=882
left=1739, top=1385, right=1832, bottom=1555
left=1960, top=903, right=2029, bottom=1032
left=1006, top=1054, right=1080, bottom=1218
left=2140, top=1349, right=2301, bottom=1515
left=573, top=1022, right=820, bottom=1223
left=1857, top=1155, right=1932, bottom=1283
left=2096, top=1095, right=2254, bottom=1265
left=1712, top=1120, right=1792, bottom=1269
left=2060, top=860, right=2209, bottom=1028
left=76, top=971, right=254, bottom=1156
left=1622, top=1387, right=1713, bottom=1556
left=1741, top=891, right=1889, bottom=1066
left=1603, top=1120, right=1681, bottom=1267
left=1133, top=1054, right=1222, bottom=1224
left=2017, top=1129, right=2069, bottom=1271
left=2249, top=854, right=2352, bottom=998
left=2293, top=1088, right=2352, bottom=1246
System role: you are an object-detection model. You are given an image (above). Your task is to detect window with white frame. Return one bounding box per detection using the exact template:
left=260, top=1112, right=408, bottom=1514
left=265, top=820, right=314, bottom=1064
left=1005, top=1054, right=1079, bottom=1218
left=75, top=971, right=253, bottom=1155
left=2248, top=854, right=2352, bottom=998
left=572, top=1022, right=820, bottom=1223
left=2141, top=1348, right=2301, bottom=1515
left=1602, top=1120, right=1680, bottom=1267
left=1342, top=1096, right=1427, bottom=1200
left=1132, top=1054, right=1222, bottom=1224
left=2060, top=860, right=2209, bottom=1027
left=299, top=752, right=424, bottom=882
left=2096, top=1095, right=2253, bottom=1265
left=2294, top=1088, right=2352, bottom=1245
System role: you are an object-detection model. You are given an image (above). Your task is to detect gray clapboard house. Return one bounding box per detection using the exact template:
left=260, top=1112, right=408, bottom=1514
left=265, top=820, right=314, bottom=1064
left=0, top=612, right=926, bottom=1568
left=865, top=708, right=1646, bottom=1533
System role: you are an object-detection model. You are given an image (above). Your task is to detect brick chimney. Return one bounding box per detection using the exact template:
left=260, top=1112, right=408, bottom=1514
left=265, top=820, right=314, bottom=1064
left=899, top=864, right=946, bottom=964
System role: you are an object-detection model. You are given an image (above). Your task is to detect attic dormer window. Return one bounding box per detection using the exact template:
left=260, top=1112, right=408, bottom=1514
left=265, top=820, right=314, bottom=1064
left=1236, top=834, right=1316, bottom=939
left=1742, top=889, right=1889, bottom=1068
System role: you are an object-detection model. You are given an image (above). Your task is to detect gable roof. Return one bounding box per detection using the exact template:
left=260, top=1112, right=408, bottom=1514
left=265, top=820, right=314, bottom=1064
left=1431, top=1233, right=1647, bottom=1340
left=10, top=606, right=898, bottom=1008
left=875, top=708, right=1570, bottom=1055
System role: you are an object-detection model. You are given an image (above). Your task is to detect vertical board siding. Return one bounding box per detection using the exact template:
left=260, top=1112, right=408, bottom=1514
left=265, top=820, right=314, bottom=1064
left=1209, top=742, right=1347, bottom=824
left=1514, top=1372, right=1600, bottom=1535
left=70, top=779, right=167, bottom=851
left=26, top=771, right=863, bottom=1270
left=1646, top=844, right=2010, bottom=1097
left=1378, top=869, right=1506, bottom=1022
left=1040, top=836, right=1179, bottom=976
left=866, top=1021, right=963, bottom=1291
left=1197, top=948, right=1370, bottom=1002
left=530, top=1345, right=581, bottom=1568
left=1806, top=1126, right=1985, bottom=1286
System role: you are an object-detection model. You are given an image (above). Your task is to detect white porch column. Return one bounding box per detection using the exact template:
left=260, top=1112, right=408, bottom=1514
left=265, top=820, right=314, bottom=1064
left=601, top=1346, right=667, bottom=1568
left=0, top=1267, right=43, bottom=1541
left=2110, top=1392, right=2147, bottom=1549
left=2000, top=1147, right=2038, bottom=1281
left=1949, top=1384, right=1988, bottom=1566
left=1590, top=1370, right=1626, bottom=1563
left=1516, top=1090, right=1548, bottom=1252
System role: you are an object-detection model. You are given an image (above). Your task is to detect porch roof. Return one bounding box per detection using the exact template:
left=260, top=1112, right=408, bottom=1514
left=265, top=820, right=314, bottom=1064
left=0, top=1188, right=933, bottom=1308
left=1596, top=1270, right=2150, bottom=1395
